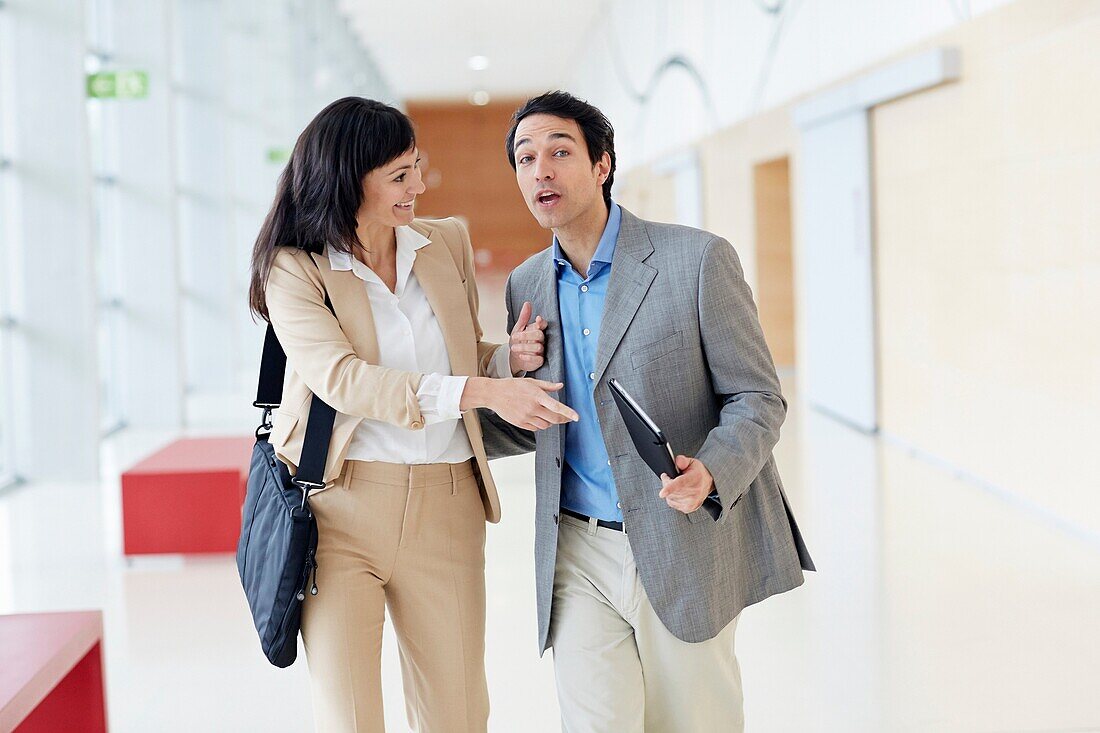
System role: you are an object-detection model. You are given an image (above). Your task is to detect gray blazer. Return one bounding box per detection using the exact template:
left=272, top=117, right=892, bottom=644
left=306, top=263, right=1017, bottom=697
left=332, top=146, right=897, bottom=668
left=481, top=207, right=814, bottom=654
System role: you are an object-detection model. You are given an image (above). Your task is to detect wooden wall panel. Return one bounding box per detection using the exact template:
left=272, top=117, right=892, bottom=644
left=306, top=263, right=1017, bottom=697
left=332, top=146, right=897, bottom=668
left=753, top=157, right=796, bottom=368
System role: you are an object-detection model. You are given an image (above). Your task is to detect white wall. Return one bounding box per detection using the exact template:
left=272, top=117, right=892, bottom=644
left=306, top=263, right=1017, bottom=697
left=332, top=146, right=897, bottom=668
left=582, top=0, right=1100, bottom=538
left=568, top=0, right=1015, bottom=172
left=869, top=1, right=1100, bottom=536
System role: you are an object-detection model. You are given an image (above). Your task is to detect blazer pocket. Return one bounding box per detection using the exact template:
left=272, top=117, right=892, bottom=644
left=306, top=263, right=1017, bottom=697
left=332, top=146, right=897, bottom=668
left=685, top=505, right=710, bottom=524
left=279, top=391, right=311, bottom=421
left=270, top=409, right=300, bottom=444
left=631, top=331, right=684, bottom=370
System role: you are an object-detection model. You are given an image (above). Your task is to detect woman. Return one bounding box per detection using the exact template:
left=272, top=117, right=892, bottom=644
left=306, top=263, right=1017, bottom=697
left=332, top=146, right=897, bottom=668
left=247, top=97, right=577, bottom=732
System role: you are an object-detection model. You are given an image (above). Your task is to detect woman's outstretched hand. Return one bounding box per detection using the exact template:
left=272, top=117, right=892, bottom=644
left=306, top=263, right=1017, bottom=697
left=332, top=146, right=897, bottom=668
left=461, top=377, right=579, bottom=431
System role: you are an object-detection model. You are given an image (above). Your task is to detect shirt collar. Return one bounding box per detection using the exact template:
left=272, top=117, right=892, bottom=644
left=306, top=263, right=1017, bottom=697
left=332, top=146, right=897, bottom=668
left=397, top=224, right=432, bottom=252
left=553, top=202, right=622, bottom=274
left=327, top=224, right=431, bottom=274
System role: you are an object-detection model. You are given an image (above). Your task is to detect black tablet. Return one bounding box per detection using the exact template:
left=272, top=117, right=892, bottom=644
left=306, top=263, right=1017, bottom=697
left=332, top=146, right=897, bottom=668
left=608, top=378, right=722, bottom=521
left=608, top=378, right=679, bottom=478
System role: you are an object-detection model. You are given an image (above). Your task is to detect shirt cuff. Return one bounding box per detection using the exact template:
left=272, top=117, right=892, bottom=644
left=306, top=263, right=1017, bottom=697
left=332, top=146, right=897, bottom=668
left=416, top=373, right=468, bottom=423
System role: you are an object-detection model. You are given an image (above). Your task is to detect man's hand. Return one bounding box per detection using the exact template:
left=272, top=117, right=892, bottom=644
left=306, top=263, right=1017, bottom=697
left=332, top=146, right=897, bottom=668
left=659, top=455, right=715, bottom=514
left=509, top=301, right=547, bottom=375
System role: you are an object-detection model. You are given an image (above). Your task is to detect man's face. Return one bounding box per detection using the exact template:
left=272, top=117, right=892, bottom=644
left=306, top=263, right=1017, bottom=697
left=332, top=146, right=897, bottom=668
left=512, top=114, right=610, bottom=230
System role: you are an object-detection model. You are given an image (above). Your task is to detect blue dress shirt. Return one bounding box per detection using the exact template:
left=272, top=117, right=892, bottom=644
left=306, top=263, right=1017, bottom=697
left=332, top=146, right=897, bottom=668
left=555, top=202, right=623, bottom=521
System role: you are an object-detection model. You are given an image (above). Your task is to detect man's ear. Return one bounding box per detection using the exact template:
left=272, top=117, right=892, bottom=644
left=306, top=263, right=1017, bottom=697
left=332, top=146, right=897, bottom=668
left=595, top=152, right=612, bottom=183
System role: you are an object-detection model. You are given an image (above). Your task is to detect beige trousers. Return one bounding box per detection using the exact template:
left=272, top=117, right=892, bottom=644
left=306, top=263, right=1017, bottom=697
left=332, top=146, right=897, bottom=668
left=550, top=514, right=743, bottom=733
left=300, top=459, right=488, bottom=733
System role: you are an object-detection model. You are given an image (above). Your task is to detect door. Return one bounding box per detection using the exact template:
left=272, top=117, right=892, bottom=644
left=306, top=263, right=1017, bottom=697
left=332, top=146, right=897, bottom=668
left=796, top=110, right=877, bottom=432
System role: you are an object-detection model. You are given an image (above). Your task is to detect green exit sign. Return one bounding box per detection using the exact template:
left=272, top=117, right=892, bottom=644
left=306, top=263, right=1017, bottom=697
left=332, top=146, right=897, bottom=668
left=266, top=147, right=292, bottom=164
left=86, top=70, right=149, bottom=100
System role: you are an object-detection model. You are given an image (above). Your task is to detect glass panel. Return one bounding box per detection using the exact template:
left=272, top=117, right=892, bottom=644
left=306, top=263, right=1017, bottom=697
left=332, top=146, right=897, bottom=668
left=0, top=165, right=13, bottom=481
left=85, top=0, right=127, bottom=434
left=91, top=180, right=126, bottom=433
left=0, top=6, right=15, bottom=484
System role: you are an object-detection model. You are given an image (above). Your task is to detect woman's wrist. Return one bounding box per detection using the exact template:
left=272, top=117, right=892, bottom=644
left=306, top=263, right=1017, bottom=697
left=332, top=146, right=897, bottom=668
left=459, top=376, right=494, bottom=412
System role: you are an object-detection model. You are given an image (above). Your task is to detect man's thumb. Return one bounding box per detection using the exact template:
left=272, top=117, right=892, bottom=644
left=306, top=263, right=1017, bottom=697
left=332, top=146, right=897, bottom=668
left=512, top=301, right=533, bottom=334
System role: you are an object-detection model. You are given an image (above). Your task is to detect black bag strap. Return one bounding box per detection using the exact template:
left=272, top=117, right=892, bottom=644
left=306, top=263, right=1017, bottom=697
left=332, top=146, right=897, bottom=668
left=254, top=325, right=287, bottom=409
left=253, top=250, right=338, bottom=498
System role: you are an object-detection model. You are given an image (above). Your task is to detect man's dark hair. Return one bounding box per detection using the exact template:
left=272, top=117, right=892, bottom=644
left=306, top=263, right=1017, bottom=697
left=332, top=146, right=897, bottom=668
left=505, top=91, right=616, bottom=207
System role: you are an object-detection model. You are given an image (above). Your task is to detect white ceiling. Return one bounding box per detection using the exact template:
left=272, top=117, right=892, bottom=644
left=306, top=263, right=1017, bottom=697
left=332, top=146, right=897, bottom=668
left=336, top=0, right=608, bottom=101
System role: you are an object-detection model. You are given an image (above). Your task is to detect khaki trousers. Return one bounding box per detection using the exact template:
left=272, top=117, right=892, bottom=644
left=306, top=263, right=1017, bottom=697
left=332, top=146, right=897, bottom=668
left=550, top=514, right=743, bottom=733
left=300, top=459, right=488, bottom=733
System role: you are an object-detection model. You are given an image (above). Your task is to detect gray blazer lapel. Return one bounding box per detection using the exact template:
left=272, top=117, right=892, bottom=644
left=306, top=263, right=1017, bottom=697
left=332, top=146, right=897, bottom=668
left=536, top=252, right=565, bottom=387
left=530, top=250, right=566, bottom=455
left=593, top=209, right=657, bottom=384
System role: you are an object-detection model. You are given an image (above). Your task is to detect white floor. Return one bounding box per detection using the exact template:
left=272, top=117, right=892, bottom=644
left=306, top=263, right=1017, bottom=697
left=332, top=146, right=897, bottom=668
left=2, top=385, right=1099, bottom=732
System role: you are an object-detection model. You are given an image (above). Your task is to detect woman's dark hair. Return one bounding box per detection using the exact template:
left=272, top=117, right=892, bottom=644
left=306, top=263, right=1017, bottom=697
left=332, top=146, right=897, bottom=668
left=505, top=91, right=616, bottom=208
left=248, top=97, right=415, bottom=320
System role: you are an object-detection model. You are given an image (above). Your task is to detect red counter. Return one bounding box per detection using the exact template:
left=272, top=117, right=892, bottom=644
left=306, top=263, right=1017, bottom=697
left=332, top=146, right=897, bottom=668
left=121, top=436, right=253, bottom=555
left=0, top=611, right=107, bottom=732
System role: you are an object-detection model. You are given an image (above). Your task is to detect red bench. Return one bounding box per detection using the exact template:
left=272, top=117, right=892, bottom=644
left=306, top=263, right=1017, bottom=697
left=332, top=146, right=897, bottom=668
left=121, top=436, right=253, bottom=555
left=0, top=611, right=107, bottom=732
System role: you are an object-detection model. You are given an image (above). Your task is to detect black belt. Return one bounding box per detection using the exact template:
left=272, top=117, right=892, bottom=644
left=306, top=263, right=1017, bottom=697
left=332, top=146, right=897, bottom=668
left=560, top=507, right=624, bottom=532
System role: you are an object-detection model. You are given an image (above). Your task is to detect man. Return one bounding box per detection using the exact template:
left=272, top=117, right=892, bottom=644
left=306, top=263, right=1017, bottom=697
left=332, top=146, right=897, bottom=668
left=484, top=91, right=815, bottom=732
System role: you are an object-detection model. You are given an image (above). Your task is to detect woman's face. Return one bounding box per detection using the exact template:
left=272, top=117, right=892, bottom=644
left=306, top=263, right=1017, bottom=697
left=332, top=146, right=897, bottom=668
left=359, top=147, right=426, bottom=229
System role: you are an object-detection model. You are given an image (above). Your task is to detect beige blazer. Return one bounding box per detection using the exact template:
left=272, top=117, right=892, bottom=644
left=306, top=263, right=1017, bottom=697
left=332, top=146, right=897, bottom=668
left=265, top=217, right=506, bottom=522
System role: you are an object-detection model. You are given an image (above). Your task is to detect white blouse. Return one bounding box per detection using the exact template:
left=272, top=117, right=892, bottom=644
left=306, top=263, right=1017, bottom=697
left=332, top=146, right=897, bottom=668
left=328, top=226, right=506, bottom=465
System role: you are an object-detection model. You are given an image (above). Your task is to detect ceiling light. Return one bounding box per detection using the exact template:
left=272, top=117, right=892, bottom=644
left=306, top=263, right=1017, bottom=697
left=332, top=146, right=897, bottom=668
left=470, top=90, right=491, bottom=106
left=468, top=55, right=490, bottom=71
